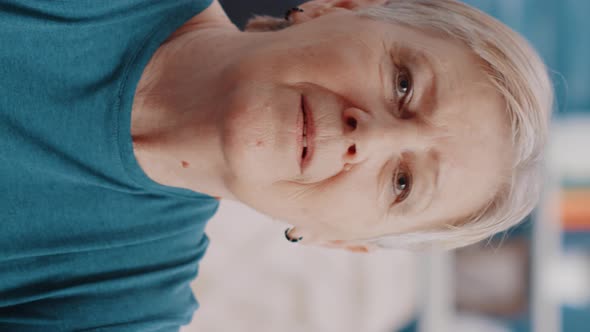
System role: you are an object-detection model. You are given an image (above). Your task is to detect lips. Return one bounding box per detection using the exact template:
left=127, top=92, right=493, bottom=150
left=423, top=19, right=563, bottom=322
left=299, top=95, right=315, bottom=173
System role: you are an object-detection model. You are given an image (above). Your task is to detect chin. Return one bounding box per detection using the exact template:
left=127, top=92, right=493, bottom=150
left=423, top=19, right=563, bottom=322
left=221, top=113, right=283, bottom=192
left=223, top=85, right=302, bottom=184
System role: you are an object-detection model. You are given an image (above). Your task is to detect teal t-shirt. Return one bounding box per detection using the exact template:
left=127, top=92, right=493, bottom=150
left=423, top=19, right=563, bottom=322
left=0, top=0, right=219, bottom=331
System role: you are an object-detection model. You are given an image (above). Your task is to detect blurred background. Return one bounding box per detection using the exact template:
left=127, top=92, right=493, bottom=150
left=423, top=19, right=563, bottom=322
left=182, top=1, right=590, bottom=331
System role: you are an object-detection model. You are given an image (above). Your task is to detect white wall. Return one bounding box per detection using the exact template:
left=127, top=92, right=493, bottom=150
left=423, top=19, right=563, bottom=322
left=182, top=199, right=419, bottom=332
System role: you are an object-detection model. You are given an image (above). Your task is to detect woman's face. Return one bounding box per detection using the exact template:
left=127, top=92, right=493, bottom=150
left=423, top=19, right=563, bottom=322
left=219, top=11, right=512, bottom=244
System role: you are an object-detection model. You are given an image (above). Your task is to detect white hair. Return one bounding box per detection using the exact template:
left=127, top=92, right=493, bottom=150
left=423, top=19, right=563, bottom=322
left=354, top=0, right=553, bottom=250
left=246, top=0, right=554, bottom=250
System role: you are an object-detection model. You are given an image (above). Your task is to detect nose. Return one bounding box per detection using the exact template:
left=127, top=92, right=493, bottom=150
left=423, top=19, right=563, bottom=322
left=341, top=106, right=397, bottom=166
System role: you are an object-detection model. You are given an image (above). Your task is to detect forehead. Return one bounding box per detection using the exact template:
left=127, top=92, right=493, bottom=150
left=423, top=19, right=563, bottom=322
left=429, top=86, right=510, bottom=224
left=382, top=25, right=513, bottom=234
left=428, top=53, right=511, bottom=232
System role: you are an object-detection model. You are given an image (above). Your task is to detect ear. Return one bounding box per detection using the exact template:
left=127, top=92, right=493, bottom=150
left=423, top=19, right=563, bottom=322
left=318, top=239, right=378, bottom=253
left=244, top=0, right=386, bottom=32
left=291, top=0, right=388, bottom=24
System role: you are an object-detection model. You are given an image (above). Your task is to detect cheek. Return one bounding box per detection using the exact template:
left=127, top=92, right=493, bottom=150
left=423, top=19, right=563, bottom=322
left=223, top=47, right=294, bottom=90
left=306, top=174, right=383, bottom=230
left=279, top=40, right=377, bottom=91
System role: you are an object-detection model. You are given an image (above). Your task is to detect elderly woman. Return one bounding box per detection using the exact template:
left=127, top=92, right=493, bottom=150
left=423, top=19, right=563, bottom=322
left=0, top=0, right=552, bottom=330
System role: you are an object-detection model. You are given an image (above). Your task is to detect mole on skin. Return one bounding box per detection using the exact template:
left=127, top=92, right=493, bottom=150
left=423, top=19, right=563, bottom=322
left=181, top=161, right=190, bottom=168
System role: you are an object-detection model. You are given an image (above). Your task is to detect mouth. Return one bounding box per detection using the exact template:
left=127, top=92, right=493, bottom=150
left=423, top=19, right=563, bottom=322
left=299, top=94, right=315, bottom=173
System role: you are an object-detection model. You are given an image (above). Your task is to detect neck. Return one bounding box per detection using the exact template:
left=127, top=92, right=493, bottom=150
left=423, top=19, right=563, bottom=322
left=131, top=16, right=263, bottom=200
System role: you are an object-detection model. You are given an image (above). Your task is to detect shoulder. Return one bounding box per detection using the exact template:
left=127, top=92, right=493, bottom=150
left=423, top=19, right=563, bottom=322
left=171, top=0, right=237, bottom=38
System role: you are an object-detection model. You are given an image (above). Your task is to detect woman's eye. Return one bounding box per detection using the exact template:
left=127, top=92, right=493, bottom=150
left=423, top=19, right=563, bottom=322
left=392, top=168, right=412, bottom=203
left=396, top=70, right=411, bottom=96
left=395, top=68, right=414, bottom=118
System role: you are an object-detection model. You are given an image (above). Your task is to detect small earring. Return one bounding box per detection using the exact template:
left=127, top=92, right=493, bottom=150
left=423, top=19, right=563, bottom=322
left=285, top=227, right=303, bottom=243
left=284, top=7, right=304, bottom=21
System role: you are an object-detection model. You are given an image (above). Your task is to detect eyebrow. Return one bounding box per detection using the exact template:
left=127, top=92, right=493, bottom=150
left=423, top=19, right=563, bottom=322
left=403, top=45, right=439, bottom=118
left=389, top=149, right=440, bottom=216
left=401, top=149, right=440, bottom=217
